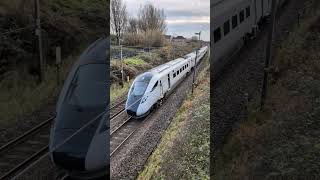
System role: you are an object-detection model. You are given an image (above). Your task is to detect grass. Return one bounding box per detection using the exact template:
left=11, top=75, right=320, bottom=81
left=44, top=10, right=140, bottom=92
left=138, top=55, right=210, bottom=179
left=124, top=57, right=146, bottom=66
left=0, top=47, right=85, bottom=126
left=110, top=80, right=132, bottom=103
left=213, top=1, right=320, bottom=179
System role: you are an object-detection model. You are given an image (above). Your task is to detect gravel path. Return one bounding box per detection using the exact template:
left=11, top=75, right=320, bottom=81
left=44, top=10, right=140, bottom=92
left=110, top=53, right=209, bottom=180
left=212, top=0, right=307, bottom=162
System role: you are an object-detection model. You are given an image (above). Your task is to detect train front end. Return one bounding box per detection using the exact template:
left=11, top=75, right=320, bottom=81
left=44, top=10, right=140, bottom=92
left=49, top=38, right=109, bottom=179
left=125, top=72, right=154, bottom=118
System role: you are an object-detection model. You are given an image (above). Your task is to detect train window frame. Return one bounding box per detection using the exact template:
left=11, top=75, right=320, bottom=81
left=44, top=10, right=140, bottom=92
left=240, top=10, right=245, bottom=23
left=246, top=6, right=250, bottom=18
left=151, top=81, right=158, bottom=92
left=214, top=27, right=221, bottom=43
left=232, top=15, right=238, bottom=29
left=224, top=20, right=230, bottom=36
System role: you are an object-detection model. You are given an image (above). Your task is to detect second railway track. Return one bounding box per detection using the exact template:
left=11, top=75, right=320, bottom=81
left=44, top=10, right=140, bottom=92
left=0, top=117, right=54, bottom=180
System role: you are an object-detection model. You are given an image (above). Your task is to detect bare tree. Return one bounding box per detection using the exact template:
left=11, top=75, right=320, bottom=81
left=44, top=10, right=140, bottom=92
left=110, top=0, right=127, bottom=44
left=126, top=17, right=138, bottom=34
left=137, top=3, right=166, bottom=33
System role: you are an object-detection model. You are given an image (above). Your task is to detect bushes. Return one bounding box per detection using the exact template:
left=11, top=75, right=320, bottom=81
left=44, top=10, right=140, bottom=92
left=123, top=30, right=165, bottom=47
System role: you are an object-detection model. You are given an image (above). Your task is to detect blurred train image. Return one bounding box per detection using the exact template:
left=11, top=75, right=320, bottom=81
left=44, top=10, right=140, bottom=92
left=49, top=37, right=109, bottom=179
left=126, top=46, right=208, bottom=118
left=212, top=0, right=287, bottom=73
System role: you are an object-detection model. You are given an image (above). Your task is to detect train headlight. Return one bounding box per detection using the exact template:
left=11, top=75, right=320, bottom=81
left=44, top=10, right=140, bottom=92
left=141, top=96, right=148, bottom=104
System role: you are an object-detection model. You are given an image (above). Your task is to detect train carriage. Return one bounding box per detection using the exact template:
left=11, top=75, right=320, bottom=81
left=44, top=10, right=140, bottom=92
left=126, top=46, right=208, bottom=118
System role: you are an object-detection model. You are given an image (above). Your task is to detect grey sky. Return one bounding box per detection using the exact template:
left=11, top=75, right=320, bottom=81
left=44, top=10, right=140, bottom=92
left=123, top=0, right=210, bottom=41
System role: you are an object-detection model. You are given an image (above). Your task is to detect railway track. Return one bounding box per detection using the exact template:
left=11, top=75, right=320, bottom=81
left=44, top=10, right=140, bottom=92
left=110, top=116, right=140, bottom=156
left=0, top=117, right=54, bottom=180
left=110, top=98, right=127, bottom=120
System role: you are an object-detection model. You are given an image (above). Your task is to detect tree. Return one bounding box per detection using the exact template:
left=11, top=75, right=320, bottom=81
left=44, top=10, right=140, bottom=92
left=137, top=3, right=166, bottom=33
left=110, top=0, right=127, bottom=44
left=126, top=17, right=138, bottom=34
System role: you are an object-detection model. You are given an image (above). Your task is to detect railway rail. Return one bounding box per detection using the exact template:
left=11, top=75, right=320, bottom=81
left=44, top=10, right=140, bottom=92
left=110, top=99, right=127, bottom=120
left=0, top=117, right=54, bottom=180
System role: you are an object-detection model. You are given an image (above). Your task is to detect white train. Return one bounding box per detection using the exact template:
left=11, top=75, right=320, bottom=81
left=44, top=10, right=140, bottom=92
left=126, top=46, right=208, bottom=118
left=212, top=0, right=287, bottom=74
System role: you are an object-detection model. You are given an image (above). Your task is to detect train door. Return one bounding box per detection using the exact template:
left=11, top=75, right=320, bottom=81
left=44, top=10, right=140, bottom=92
left=167, top=74, right=171, bottom=89
left=160, top=80, right=163, bottom=97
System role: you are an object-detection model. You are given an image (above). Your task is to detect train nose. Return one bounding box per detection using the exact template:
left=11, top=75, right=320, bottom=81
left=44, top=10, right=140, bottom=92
left=126, top=109, right=137, bottom=116
left=52, top=151, right=86, bottom=171
left=50, top=128, right=97, bottom=171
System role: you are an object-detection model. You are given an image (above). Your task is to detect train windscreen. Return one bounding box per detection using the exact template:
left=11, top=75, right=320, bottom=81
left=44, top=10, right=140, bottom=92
left=65, top=63, right=107, bottom=109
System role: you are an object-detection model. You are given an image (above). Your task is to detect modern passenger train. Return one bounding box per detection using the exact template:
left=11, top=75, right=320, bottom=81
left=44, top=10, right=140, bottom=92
left=49, top=37, right=109, bottom=179
left=212, top=0, right=287, bottom=74
left=126, top=46, right=208, bottom=118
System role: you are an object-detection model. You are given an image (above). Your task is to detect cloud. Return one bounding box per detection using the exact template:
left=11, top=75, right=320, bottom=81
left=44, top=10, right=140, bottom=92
left=123, top=0, right=210, bottom=41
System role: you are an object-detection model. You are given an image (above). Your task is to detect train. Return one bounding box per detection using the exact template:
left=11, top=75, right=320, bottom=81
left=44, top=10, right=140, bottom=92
left=125, top=46, right=208, bottom=118
left=49, top=37, right=109, bottom=179
left=212, top=0, right=287, bottom=74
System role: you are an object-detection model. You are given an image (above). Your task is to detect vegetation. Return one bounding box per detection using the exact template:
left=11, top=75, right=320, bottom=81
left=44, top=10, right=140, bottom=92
left=124, top=57, right=146, bottom=66
left=0, top=0, right=107, bottom=125
left=110, top=0, right=166, bottom=47
left=0, top=49, right=83, bottom=126
left=138, top=55, right=210, bottom=179
left=213, top=1, right=320, bottom=179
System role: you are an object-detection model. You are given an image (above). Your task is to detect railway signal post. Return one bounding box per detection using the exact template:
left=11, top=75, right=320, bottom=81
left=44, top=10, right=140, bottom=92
left=34, top=0, right=44, bottom=83
left=119, top=39, right=124, bottom=87
left=260, top=0, right=277, bottom=110
left=192, top=31, right=201, bottom=95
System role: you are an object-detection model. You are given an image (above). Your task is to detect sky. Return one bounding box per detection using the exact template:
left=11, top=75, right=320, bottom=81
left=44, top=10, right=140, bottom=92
left=123, top=0, right=210, bottom=41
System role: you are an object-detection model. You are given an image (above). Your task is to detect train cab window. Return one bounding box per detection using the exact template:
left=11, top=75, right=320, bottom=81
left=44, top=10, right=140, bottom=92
left=129, top=72, right=153, bottom=96
left=240, top=10, right=245, bottom=23
left=214, top=27, right=221, bottom=43
left=151, top=81, right=158, bottom=92
left=232, top=15, right=238, bottom=29
left=246, top=7, right=250, bottom=18
left=66, top=64, right=107, bottom=108
left=224, top=20, right=230, bottom=35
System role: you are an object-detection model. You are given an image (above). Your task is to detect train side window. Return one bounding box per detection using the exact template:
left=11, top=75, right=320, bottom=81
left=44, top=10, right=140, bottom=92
left=151, top=81, right=158, bottom=92
left=214, top=27, right=221, bottom=43
left=177, top=70, right=180, bottom=75
left=240, top=10, right=245, bottom=23
left=246, top=6, right=250, bottom=18
left=224, top=20, right=230, bottom=35
left=232, top=15, right=238, bottom=29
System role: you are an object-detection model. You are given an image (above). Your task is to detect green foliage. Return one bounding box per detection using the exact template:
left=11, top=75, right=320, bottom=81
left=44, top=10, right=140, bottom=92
left=124, top=57, right=145, bottom=66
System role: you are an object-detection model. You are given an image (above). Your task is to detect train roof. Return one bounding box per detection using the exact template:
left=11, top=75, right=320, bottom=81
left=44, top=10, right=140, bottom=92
left=77, top=37, right=108, bottom=65
left=212, top=0, right=247, bottom=17
left=149, top=57, right=185, bottom=74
